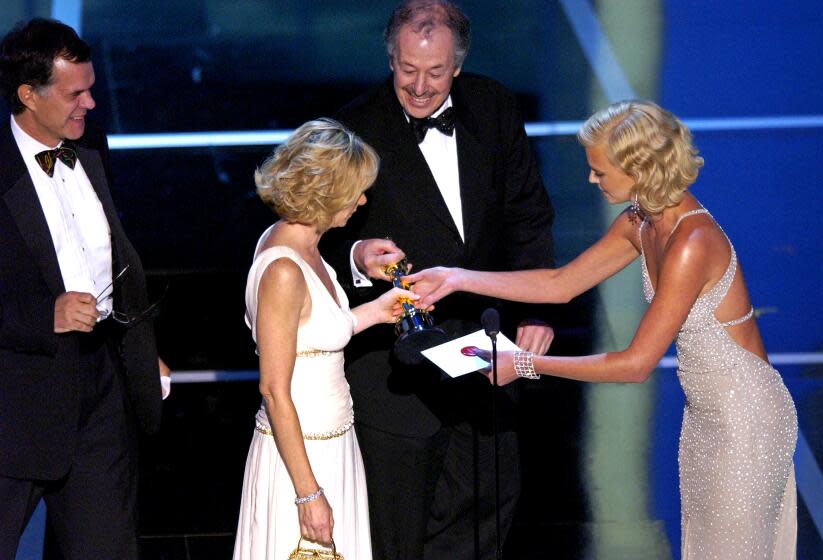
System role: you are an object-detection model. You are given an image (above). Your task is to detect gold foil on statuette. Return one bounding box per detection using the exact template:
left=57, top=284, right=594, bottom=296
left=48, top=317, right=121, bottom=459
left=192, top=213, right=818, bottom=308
left=255, top=415, right=355, bottom=441
left=383, top=259, right=414, bottom=303
left=382, top=261, right=400, bottom=275
left=382, top=258, right=410, bottom=278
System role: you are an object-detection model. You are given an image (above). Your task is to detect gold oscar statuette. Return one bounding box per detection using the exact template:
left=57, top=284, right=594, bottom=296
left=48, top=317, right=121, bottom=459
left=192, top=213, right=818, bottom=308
left=384, top=258, right=447, bottom=364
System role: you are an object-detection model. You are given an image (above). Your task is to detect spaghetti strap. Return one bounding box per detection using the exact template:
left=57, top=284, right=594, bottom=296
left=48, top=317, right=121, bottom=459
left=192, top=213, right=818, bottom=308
left=670, top=208, right=709, bottom=237
left=719, top=306, right=754, bottom=328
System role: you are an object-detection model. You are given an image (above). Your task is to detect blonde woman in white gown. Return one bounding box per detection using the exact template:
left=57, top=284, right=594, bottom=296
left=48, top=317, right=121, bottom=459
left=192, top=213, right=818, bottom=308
left=408, top=100, right=798, bottom=559
left=233, top=119, right=416, bottom=560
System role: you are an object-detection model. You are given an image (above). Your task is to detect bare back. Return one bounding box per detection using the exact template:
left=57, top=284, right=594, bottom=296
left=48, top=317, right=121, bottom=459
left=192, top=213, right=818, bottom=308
left=638, top=208, right=766, bottom=361
left=638, top=207, right=798, bottom=558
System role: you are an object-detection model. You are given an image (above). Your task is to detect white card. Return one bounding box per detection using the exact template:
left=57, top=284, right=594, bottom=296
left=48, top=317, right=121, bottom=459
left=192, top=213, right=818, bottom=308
left=421, top=329, right=521, bottom=378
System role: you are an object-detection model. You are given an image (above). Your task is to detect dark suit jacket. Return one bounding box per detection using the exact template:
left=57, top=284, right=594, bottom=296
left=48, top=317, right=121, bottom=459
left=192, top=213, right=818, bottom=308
left=0, top=117, right=161, bottom=481
left=323, top=73, right=555, bottom=437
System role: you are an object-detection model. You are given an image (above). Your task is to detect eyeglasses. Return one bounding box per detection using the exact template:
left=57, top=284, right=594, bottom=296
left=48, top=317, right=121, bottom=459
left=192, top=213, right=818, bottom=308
left=95, top=264, right=131, bottom=302
left=95, top=264, right=168, bottom=326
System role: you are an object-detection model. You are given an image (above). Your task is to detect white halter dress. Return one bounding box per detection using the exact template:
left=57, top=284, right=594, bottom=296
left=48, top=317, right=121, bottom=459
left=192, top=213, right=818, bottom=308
left=233, top=233, right=372, bottom=560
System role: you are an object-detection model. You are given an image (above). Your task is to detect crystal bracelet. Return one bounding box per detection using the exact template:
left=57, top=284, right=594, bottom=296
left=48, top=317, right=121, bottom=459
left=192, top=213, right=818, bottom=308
left=294, top=487, right=324, bottom=505
left=513, top=351, right=539, bottom=379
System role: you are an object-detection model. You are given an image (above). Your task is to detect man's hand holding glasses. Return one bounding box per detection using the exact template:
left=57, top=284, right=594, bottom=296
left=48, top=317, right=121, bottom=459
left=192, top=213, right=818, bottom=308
left=53, top=291, right=100, bottom=333
left=53, top=264, right=165, bottom=333
left=53, top=265, right=130, bottom=334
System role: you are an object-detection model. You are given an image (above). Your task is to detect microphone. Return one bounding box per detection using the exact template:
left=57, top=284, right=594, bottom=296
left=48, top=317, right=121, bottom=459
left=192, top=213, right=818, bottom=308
left=481, top=307, right=500, bottom=339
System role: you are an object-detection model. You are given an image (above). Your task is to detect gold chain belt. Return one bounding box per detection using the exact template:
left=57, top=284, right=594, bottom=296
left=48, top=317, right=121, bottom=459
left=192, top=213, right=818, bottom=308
left=295, top=349, right=341, bottom=358
left=255, top=415, right=354, bottom=441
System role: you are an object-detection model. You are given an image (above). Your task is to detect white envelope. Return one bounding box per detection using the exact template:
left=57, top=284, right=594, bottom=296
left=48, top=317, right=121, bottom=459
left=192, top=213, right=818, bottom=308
left=421, top=329, right=521, bottom=378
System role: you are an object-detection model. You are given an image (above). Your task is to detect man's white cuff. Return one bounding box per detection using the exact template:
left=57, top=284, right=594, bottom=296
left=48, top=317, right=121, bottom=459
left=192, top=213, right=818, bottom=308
left=350, top=240, right=373, bottom=288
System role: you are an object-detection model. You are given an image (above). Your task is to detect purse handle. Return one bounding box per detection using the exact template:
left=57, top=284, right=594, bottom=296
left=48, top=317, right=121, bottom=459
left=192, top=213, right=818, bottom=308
left=294, top=537, right=339, bottom=558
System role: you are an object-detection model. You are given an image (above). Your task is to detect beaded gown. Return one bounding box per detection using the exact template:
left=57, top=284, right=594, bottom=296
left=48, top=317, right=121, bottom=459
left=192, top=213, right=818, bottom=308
left=233, top=233, right=372, bottom=560
left=640, top=209, right=797, bottom=559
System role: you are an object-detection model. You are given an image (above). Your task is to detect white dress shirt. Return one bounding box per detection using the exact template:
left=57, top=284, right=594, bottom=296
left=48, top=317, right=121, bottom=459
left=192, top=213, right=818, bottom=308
left=351, top=96, right=462, bottom=287
left=415, top=97, right=463, bottom=239
left=11, top=115, right=113, bottom=317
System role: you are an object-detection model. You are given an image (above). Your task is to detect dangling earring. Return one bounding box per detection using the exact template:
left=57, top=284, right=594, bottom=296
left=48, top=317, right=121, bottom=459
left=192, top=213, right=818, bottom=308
left=628, top=192, right=642, bottom=224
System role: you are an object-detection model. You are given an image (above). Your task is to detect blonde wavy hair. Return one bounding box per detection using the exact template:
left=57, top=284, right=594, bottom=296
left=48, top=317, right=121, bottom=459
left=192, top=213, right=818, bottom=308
left=255, top=118, right=379, bottom=230
left=577, top=100, right=704, bottom=216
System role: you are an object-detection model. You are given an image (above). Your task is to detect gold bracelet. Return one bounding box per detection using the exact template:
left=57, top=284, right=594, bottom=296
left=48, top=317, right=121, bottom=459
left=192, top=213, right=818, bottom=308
left=513, top=351, right=539, bottom=379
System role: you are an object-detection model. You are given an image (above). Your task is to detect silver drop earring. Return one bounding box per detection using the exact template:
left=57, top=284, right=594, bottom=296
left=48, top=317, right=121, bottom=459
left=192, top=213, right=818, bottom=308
left=629, top=192, right=642, bottom=224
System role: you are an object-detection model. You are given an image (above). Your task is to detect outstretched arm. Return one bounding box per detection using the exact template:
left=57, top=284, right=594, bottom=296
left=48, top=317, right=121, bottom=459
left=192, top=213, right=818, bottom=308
left=408, top=210, right=641, bottom=307
left=255, top=258, right=334, bottom=545
left=479, top=228, right=714, bottom=384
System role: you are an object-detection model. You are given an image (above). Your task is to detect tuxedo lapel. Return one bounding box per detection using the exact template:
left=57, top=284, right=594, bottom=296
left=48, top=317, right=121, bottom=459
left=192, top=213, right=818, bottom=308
left=76, top=143, right=128, bottom=274
left=76, top=144, right=120, bottom=235
left=3, top=175, right=65, bottom=295
left=453, top=86, right=495, bottom=251
left=378, top=86, right=463, bottom=241
left=0, top=124, right=64, bottom=295
left=0, top=123, right=126, bottom=298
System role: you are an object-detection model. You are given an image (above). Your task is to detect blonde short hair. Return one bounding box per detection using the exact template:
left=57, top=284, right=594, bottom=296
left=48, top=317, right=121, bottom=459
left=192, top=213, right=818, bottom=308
left=577, top=100, right=704, bottom=216
left=255, top=118, right=379, bottom=230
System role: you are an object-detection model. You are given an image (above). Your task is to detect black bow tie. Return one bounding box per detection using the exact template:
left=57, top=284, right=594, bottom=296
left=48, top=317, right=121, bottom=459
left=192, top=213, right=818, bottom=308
left=409, top=107, right=456, bottom=143
left=35, top=142, right=78, bottom=177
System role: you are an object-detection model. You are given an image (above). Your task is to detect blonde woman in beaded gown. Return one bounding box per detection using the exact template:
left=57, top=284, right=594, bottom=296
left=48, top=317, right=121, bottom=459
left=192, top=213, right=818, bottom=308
left=407, top=100, right=798, bottom=559
left=233, top=119, right=416, bottom=560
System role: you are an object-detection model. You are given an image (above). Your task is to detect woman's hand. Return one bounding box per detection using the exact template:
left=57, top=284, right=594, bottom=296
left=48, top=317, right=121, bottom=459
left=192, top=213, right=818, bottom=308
left=404, top=266, right=462, bottom=309
left=515, top=321, right=555, bottom=356
left=472, top=349, right=520, bottom=386
left=353, top=287, right=421, bottom=333
left=297, top=494, right=334, bottom=545
left=375, top=287, right=420, bottom=324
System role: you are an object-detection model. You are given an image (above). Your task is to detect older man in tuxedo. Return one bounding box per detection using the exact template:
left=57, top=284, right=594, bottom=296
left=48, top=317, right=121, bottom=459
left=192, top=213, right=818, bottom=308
left=322, top=1, right=556, bottom=558
left=0, top=18, right=162, bottom=559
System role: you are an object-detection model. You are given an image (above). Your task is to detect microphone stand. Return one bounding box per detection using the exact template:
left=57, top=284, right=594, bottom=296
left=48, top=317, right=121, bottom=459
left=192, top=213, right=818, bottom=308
left=481, top=307, right=502, bottom=559
left=490, top=333, right=502, bottom=560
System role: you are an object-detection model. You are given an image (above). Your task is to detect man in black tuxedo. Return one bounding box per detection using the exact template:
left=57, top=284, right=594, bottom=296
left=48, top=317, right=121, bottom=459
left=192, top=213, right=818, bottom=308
left=323, top=1, right=556, bottom=558
left=0, top=18, right=162, bottom=559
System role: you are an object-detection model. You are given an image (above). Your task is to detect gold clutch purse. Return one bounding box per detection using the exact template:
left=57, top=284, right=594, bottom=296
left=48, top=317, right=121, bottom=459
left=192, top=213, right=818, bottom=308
left=287, top=537, right=343, bottom=559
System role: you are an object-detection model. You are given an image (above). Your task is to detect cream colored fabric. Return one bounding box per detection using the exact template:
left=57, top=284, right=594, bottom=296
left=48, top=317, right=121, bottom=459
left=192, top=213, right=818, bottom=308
left=641, top=210, right=797, bottom=559
left=234, top=235, right=372, bottom=560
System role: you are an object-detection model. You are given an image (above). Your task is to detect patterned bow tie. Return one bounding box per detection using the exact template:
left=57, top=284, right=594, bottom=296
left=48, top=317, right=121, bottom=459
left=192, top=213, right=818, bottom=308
left=35, top=142, right=78, bottom=177
left=409, top=107, right=456, bottom=143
